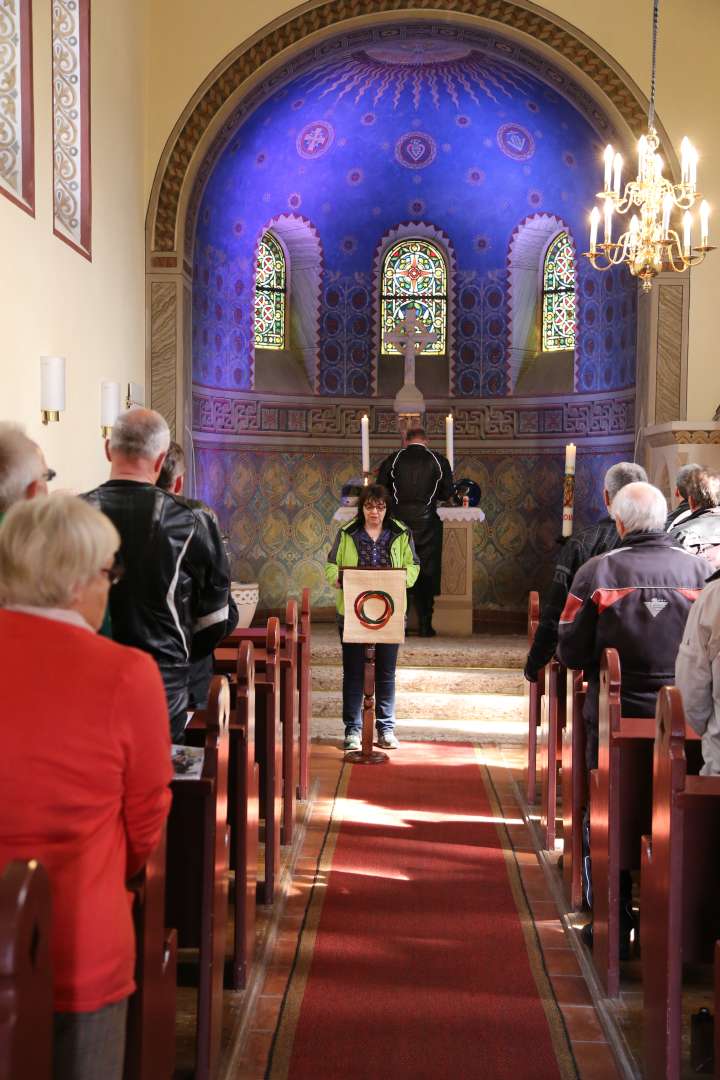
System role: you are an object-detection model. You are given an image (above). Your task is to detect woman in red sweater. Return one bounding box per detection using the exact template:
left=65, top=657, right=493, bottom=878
left=0, top=495, right=172, bottom=1080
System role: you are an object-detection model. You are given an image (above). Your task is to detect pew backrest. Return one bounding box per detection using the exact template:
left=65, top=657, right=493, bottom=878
left=0, top=860, right=52, bottom=1080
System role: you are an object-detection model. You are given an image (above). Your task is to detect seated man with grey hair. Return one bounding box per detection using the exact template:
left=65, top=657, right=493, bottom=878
left=84, top=409, right=232, bottom=740
left=0, top=421, right=54, bottom=520
left=524, top=460, right=647, bottom=682
left=558, top=481, right=711, bottom=953
left=669, top=467, right=720, bottom=568
left=665, top=461, right=701, bottom=530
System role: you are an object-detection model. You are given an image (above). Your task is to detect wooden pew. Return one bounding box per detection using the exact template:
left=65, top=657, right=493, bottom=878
left=561, top=668, right=587, bottom=912
left=124, top=828, right=177, bottom=1080
left=0, top=860, right=52, bottom=1080
left=216, top=619, right=282, bottom=904
left=526, top=591, right=545, bottom=804
left=297, top=587, right=312, bottom=801
left=591, top=648, right=655, bottom=997
left=539, top=657, right=566, bottom=850
left=166, top=677, right=230, bottom=1080
left=641, top=687, right=717, bottom=1080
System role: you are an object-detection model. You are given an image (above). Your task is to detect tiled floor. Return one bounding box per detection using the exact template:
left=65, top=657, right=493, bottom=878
left=224, top=741, right=621, bottom=1079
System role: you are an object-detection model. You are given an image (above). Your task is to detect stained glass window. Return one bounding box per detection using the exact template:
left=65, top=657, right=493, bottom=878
left=542, top=232, right=576, bottom=351
left=381, top=239, right=447, bottom=355
left=254, top=232, right=286, bottom=349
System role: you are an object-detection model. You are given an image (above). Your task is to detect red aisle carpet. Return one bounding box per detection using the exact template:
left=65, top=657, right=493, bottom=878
left=269, top=743, right=575, bottom=1079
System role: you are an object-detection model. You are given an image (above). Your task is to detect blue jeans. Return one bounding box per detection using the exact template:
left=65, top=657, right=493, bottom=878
left=341, top=642, right=399, bottom=737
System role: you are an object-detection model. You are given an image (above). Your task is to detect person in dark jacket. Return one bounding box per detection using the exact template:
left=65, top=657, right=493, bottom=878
left=665, top=461, right=701, bottom=530
left=376, top=428, right=454, bottom=636
left=557, top=481, right=711, bottom=952
left=669, top=467, right=720, bottom=568
left=157, top=441, right=238, bottom=709
left=524, top=461, right=647, bottom=682
left=84, top=409, right=232, bottom=741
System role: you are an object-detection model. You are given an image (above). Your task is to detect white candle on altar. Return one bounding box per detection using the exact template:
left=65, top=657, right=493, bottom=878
left=446, top=413, right=454, bottom=471
left=564, top=443, right=576, bottom=475
left=361, top=414, right=370, bottom=474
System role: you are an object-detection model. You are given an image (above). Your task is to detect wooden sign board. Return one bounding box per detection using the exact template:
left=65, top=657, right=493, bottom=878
left=342, top=568, right=407, bottom=645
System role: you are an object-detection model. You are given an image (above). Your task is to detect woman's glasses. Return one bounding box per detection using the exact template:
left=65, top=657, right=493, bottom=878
left=41, top=468, right=56, bottom=483
left=101, top=556, right=125, bottom=587
left=364, top=501, right=386, bottom=510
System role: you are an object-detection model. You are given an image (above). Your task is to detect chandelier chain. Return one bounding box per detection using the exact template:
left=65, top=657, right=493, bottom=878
left=648, top=0, right=660, bottom=129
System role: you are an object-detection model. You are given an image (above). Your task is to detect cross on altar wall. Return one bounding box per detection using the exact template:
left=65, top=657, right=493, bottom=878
left=386, top=308, right=439, bottom=390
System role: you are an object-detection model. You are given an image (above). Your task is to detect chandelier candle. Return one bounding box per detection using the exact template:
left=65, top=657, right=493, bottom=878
left=446, top=413, right=454, bottom=471
left=361, top=414, right=370, bottom=477
left=562, top=443, right=576, bottom=538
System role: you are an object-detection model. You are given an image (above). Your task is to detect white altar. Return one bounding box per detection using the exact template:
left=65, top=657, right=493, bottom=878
left=332, top=505, right=485, bottom=635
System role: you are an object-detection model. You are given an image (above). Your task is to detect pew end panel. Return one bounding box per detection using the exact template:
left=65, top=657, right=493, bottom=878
left=297, top=587, right=312, bottom=801
left=166, top=676, right=230, bottom=1080
left=526, top=590, right=544, bottom=805
left=562, top=669, right=587, bottom=911
left=0, top=859, right=52, bottom=1080
left=124, top=827, right=177, bottom=1080
left=229, top=641, right=259, bottom=991
left=539, top=658, right=566, bottom=852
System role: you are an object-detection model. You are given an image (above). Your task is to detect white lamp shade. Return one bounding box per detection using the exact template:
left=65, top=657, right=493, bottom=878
left=100, top=381, right=122, bottom=427
left=40, top=356, right=66, bottom=412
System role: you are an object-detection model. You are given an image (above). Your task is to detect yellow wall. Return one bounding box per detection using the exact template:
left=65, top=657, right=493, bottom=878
left=1, top=0, right=147, bottom=493
left=145, top=0, right=720, bottom=421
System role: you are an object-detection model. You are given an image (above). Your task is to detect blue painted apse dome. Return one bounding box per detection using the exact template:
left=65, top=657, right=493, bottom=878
left=193, top=30, right=636, bottom=398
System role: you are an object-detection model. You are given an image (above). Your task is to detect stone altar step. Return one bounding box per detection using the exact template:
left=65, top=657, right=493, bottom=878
left=310, top=698, right=527, bottom=746
left=311, top=664, right=523, bottom=696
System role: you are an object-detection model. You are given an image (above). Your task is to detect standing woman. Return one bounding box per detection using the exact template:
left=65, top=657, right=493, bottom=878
left=326, top=483, right=419, bottom=751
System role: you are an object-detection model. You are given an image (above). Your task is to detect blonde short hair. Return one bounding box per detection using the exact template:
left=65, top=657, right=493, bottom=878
left=0, top=495, right=119, bottom=608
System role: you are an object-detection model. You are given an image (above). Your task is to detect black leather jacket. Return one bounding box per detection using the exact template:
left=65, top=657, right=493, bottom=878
left=83, top=480, right=231, bottom=723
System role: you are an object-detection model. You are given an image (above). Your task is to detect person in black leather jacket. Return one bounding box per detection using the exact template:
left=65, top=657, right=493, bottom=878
left=157, top=441, right=238, bottom=710
left=84, top=409, right=232, bottom=741
left=524, top=461, right=648, bottom=683
left=376, top=428, right=454, bottom=636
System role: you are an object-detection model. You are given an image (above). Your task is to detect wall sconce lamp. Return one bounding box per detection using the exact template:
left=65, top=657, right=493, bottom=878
left=125, top=381, right=145, bottom=410
left=100, top=381, right=122, bottom=438
left=40, top=356, right=66, bottom=425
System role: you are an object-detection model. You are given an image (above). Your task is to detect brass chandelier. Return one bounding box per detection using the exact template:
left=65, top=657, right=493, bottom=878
left=585, top=0, right=713, bottom=291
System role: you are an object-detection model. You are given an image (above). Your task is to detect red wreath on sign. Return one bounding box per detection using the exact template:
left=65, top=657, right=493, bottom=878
left=354, top=589, right=395, bottom=630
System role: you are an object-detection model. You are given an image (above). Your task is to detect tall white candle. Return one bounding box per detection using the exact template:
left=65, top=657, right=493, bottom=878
left=603, top=198, right=613, bottom=245
left=445, top=413, right=454, bottom=471
left=564, top=443, right=576, bottom=475
left=662, top=193, right=673, bottom=239
left=683, top=211, right=692, bottom=257
left=681, top=137, right=690, bottom=185
left=700, top=200, right=710, bottom=247
left=361, top=414, right=370, bottom=474
left=603, top=145, right=614, bottom=191
left=589, top=207, right=600, bottom=254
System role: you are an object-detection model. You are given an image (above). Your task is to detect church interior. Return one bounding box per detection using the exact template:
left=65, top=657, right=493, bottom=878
left=3, top=0, right=720, bottom=1077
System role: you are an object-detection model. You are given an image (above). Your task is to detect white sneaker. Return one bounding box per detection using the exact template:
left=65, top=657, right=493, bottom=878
left=377, top=731, right=399, bottom=750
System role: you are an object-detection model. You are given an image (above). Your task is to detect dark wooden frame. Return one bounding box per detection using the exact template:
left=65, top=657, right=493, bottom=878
left=526, top=590, right=544, bottom=804
left=561, top=667, right=587, bottom=911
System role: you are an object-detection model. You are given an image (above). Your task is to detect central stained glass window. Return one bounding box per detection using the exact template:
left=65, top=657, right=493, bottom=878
left=542, top=232, right=576, bottom=352
left=381, top=239, right=447, bottom=355
left=254, top=232, right=286, bottom=349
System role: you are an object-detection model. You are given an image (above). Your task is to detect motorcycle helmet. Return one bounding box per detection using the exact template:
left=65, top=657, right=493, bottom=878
left=453, top=478, right=482, bottom=507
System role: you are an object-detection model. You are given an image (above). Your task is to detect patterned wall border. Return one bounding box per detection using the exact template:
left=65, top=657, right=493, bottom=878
left=51, top=0, right=91, bottom=259
left=148, top=1, right=650, bottom=260
left=0, top=0, right=34, bottom=216
left=370, top=220, right=457, bottom=398
left=191, top=386, right=635, bottom=442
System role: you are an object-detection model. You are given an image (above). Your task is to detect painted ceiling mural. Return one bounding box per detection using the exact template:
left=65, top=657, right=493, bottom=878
left=192, top=26, right=637, bottom=399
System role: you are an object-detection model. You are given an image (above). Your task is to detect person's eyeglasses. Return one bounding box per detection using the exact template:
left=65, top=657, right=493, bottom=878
left=101, top=556, right=125, bottom=587
left=365, top=501, right=386, bottom=510
left=41, top=468, right=56, bottom=483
